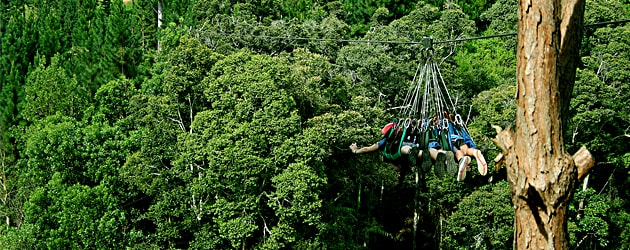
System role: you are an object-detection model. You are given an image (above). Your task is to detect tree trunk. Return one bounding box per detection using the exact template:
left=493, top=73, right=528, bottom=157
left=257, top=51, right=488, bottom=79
left=492, top=0, right=596, bottom=248
left=157, top=1, right=163, bottom=52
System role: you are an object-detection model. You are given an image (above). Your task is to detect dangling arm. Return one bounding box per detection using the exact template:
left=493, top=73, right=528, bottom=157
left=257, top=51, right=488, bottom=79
left=350, top=138, right=385, bottom=154
left=350, top=143, right=378, bottom=154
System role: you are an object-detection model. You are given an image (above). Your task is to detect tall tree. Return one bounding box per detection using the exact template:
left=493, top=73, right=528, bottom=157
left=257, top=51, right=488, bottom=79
left=105, top=0, right=141, bottom=78
left=493, top=0, right=596, bottom=248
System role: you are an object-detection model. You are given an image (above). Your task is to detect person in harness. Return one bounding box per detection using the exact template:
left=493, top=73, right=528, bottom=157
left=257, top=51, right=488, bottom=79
left=349, top=122, right=454, bottom=184
left=444, top=113, right=488, bottom=181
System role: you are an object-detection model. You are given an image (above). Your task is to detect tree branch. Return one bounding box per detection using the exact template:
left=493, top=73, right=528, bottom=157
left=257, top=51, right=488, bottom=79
left=573, top=146, right=595, bottom=181
left=493, top=153, right=504, bottom=170
left=491, top=125, right=514, bottom=155
left=177, top=104, right=187, bottom=133
left=188, top=95, right=194, bottom=134
left=166, top=116, right=186, bottom=132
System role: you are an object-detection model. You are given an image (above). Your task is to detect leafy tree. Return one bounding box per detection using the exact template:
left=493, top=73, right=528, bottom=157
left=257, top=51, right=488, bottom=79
left=607, top=196, right=630, bottom=249
left=293, top=96, right=392, bottom=249
left=425, top=0, right=498, bottom=24
left=302, top=14, right=352, bottom=61
left=155, top=36, right=223, bottom=133
left=95, top=76, right=139, bottom=123
left=197, top=51, right=304, bottom=248
left=443, top=181, right=513, bottom=249
left=426, top=3, right=476, bottom=42
left=567, top=23, right=630, bottom=249
left=479, top=0, right=517, bottom=50
left=570, top=24, right=630, bottom=167
left=19, top=115, right=86, bottom=186
left=21, top=173, right=133, bottom=249
left=0, top=223, right=38, bottom=249
left=280, top=49, right=329, bottom=118
left=451, top=37, right=516, bottom=101
left=386, top=2, right=440, bottom=42
left=467, top=83, right=516, bottom=176
left=568, top=188, right=610, bottom=248
left=581, top=0, right=628, bottom=55
left=24, top=54, right=88, bottom=122
left=423, top=3, right=477, bottom=111
left=2, top=0, right=629, bottom=248
left=584, top=0, right=627, bottom=25
left=128, top=0, right=160, bottom=52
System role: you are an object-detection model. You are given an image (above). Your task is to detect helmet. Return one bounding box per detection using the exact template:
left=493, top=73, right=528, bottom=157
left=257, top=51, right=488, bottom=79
left=381, top=123, right=395, bottom=135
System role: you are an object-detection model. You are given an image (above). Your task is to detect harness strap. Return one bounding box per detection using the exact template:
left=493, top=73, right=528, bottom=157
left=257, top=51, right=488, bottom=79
left=382, top=127, right=407, bottom=161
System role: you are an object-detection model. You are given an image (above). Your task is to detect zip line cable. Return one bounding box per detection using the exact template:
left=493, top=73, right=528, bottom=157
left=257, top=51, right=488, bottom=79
left=206, top=19, right=630, bottom=46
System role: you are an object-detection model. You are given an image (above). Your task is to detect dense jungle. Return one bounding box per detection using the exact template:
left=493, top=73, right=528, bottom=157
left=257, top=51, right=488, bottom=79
left=1, top=0, right=629, bottom=249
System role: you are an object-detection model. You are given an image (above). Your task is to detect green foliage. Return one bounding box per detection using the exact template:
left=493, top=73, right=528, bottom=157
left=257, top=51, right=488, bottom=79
left=268, top=162, right=325, bottom=241
left=566, top=23, right=630, bottom=250
left=95, top=76, right=138, bottom=123
left=584, top=0, right=627, bottom=25
left=21, top=115, right=84, bottom=185
left=452, top=38, right=516, bottom=100
left=608, top=196, right=630, bottom=249
left=21, top=173, right=133, bottom=249
left=104, top=0, right=142, bottom=78
left=0, top=223, right=38, bottom=250
left=0, top=7, right=31, bottom=152
left=2, top=0, right=630, bottom=248
left=295, top=100, right=389, bottom=249
left=387, top=2, right=440, bottom=41
left=569, top=188, right=611, bottom=248
left=468, top=83, right=516, bottom=166
left=427, top=3, right=476, bottom=42
left=65, top=4, right=113, bottom=96
left=443, top=181, right=513, bottom=249
left=426, top=0, right=498, bottom=22
left=24, top=54, right=88, bottom=122
left=570, top=24, right=630, bottom=160
left=480, top=0, right=517, bottom=34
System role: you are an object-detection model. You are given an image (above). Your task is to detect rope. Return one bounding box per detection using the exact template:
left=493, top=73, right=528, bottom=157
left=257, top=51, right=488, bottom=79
left=400, top=58, right=424, bottom=117
left=204, top=19, right=630, bottom=46
left=391, top=19, right=630, bottom=127
left=434, top=61, right=456, bottom=115
left=397, top=52, right=471, bottom=140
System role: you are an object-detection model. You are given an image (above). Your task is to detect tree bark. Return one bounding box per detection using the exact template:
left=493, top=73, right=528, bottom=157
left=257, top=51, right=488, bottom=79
left=492, top=0, right=596, bottom=248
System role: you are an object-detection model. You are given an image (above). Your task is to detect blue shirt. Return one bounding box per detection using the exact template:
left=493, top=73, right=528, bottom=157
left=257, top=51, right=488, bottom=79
left=377, top=138, right=387, bottom=150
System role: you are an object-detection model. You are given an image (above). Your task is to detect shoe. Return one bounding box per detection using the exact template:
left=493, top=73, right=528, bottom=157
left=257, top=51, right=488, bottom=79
left=445, top=151, right=458, bottom=177
left=420, top=149, right=432, bottom=174
left=475, top=150, right=488, bottom=176
left=408, top=147, right=419, bottom=167
left=434, top=152, right=446, bottom=178
left=457, top=156, right=470, bottom=181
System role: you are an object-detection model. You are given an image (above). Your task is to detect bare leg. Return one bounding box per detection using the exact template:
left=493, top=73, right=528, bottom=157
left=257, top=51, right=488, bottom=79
left=402, top=146, right=444, bottom=161
left=454, top=149, right=465, bottom=161
left=401, top=145, right=411, bottom=154
left=460, top=145, right=487, bottom=175
left=429, top=148, right=439, bottom=160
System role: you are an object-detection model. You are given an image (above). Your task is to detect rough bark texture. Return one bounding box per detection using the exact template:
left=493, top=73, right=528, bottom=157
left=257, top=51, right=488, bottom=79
left=492, top=0, right=595, bottom=248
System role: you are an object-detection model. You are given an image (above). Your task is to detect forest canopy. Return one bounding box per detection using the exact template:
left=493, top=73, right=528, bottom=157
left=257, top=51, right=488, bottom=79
left=0, top=0, right=629, bottom=249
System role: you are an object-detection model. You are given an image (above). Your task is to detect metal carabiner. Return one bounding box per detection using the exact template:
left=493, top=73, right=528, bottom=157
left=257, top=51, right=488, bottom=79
left=403, top=118, right=411, bottom=129
left=455, top=114, right=464, bottom=126
left=442, top=118, right=449, bottom=130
